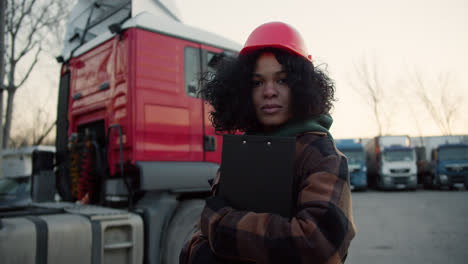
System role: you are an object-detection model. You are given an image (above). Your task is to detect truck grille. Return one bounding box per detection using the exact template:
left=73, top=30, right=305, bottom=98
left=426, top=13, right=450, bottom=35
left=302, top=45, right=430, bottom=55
left=393, top=176, right=408, bottom=184
left=446, top=166, right=468, bottom=173
left=390, top=168, right=410, bottom=174
left=451, top=175, right=466, bottom=184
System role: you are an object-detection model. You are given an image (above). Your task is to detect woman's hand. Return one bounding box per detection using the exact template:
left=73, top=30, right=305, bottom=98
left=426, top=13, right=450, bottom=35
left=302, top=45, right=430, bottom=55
left=200, top=196, right=232, bottom=239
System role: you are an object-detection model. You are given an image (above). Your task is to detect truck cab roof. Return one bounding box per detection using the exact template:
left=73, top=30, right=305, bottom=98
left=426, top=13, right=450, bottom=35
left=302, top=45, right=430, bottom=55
left=61, top=0, right=241, bottom=60
left=335, top=139, right=364, bottom=150
left=437, top=143, right=468, bottom=150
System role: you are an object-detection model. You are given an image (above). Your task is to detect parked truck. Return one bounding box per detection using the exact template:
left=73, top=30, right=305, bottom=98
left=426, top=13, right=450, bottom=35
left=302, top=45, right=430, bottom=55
left=335, top=139, right=367, bottom=191
left=365, top=135, right=417, bottom=190
left=0, top=146, right=56, bottom=208
left=0, top=1, right=241, bottom=264
left=427, top=143, right=468, bottom=190
left=411, top=135, right=467, bottom=189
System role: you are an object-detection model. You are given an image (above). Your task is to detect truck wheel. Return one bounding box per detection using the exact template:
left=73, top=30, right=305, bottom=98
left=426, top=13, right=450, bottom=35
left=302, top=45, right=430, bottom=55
left=162, top=199, right=205, bottom=264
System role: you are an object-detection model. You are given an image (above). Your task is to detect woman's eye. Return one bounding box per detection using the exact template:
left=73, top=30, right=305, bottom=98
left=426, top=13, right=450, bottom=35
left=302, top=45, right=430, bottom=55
left=252, top=80, right=263, bottom=87
left=277, top=78, right=287, bottom=84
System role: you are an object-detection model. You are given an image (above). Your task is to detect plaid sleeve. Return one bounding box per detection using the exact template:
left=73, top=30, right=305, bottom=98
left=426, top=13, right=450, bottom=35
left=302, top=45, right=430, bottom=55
left=179, top=230, right=220, bottom=264
left=179, top=172, right=221, bottom=264
left=199, top=133, right=356, bottom=264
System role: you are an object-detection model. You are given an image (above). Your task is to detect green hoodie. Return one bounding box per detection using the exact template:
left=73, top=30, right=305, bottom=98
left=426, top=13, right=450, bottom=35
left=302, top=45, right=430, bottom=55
left=254, top=114, right=334, bottom=140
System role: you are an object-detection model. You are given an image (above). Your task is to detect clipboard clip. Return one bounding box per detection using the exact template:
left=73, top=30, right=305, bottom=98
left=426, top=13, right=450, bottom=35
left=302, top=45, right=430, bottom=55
left=241, top=138, right=272, bottom=146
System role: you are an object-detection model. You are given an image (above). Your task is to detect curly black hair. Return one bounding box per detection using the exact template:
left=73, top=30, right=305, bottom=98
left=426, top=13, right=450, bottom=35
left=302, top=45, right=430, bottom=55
left=200, top=48, right=335, bottom=133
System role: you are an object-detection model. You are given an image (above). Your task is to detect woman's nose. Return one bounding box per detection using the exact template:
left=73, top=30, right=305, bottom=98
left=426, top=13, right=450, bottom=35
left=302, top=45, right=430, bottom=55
left=263, top=81, right=278, bottom=97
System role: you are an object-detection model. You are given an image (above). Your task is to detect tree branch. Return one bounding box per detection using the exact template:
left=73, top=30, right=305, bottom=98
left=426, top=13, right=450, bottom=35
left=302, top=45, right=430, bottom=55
left=15, top=36, right=38, bottom=63
left=35, top=120, right=57, bottom=145
left=414, top=71, right=447, bottom=135
left=352, top=57, right=386, bottom=135
left=16, top=45, right=41, bottom=88
left=11, top=0, right=36, bottom=38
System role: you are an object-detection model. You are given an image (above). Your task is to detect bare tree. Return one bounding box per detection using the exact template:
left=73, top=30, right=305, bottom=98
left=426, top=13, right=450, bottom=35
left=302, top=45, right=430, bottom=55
left=413, top=72, right=460, bottom=136
left=393, top=78, right=425, bottom=144
left=9, top=107, right=56, bottom=148
left=1, top=0, right=6, bottom=176
left=2, top=0, right=71, bottom=148
left=350, top=57, right=391, bottom=136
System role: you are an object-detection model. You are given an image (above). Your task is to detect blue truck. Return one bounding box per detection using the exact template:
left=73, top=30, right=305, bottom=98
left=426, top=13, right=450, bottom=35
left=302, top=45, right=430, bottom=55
left=336, top=139, right=367, bottom=190
left=429, top=143, right=468, bottom=189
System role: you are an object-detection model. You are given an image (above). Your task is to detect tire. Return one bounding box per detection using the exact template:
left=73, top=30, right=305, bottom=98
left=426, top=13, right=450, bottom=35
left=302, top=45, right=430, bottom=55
left=162, top=199, right=206, bottom=264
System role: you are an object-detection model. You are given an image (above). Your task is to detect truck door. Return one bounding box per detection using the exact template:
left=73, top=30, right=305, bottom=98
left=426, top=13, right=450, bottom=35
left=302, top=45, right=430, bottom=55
left=183, top=45, right=204, bottom=161
left=135, top=30, right=207, bottom=162
left=200, top=45, right=225, bottom=164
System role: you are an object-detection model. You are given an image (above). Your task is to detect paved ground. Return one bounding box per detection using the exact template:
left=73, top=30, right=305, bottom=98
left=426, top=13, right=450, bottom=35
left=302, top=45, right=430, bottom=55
left=346, top=189, right=468, bottom=264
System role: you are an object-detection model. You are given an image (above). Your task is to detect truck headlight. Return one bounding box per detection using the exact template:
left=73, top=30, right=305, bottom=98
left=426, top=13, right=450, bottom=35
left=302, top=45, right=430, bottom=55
left=384, top=176, right=392, bottom=183
left=410, top=175, right=417, bottom=182
left=439, top=174, right=448, bottom=183
left=362, top=166, right=367, bottom=173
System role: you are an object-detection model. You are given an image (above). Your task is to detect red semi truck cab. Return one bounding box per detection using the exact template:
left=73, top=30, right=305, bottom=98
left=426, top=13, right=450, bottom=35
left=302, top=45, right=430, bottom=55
left=2, top=2, right=242, bottom=264
left=56, top=1, right=241, bottom=203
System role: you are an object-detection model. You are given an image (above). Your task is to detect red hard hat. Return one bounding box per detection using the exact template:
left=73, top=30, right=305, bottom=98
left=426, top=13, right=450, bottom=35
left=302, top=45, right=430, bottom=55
left=240, top=21, right=312, bottom=63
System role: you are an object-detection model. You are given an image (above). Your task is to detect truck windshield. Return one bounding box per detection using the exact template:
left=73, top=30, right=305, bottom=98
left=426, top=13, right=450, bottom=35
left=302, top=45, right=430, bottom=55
left=383, top=150, right=414, bottom=162
left=0, top=177, right=30, bottom=201
left=438, top=147, right=468, bottom=161
left=64, top=1, right=131, bottom=52
left=342, top=150, right=365, bottom=164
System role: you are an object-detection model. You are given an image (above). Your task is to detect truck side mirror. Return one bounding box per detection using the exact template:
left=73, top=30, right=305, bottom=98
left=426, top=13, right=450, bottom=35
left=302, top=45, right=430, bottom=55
left=31, top=149, right=56, bottom=203
left=31, top=170, right=56, bottom=202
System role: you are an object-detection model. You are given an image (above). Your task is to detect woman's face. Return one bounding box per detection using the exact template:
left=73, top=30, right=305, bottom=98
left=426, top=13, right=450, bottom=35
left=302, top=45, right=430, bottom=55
left=252, top=52, right=293, bottom=132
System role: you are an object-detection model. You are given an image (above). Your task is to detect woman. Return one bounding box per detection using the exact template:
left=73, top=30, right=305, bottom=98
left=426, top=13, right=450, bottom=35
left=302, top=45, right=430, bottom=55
left=180, top=21, right=356, bottom=264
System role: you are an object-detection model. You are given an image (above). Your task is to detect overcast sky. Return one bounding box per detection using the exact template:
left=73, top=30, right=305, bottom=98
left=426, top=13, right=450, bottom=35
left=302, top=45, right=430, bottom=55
left=175, top=0, right=468, bottom=138
left=14, top=0, right=468, bottom=140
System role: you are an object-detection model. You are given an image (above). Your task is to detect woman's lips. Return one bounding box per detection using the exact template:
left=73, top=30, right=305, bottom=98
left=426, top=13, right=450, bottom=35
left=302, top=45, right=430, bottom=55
left=261, top=104, right=281, bottom=114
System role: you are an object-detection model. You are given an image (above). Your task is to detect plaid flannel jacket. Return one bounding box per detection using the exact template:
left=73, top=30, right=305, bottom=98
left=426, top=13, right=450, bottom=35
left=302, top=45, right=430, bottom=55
left=180, top=132, right=356, bottom=264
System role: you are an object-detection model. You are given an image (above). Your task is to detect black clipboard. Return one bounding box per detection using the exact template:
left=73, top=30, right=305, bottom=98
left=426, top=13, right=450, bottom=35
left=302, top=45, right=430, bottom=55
left=218, top=134, right=296, bottom=218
